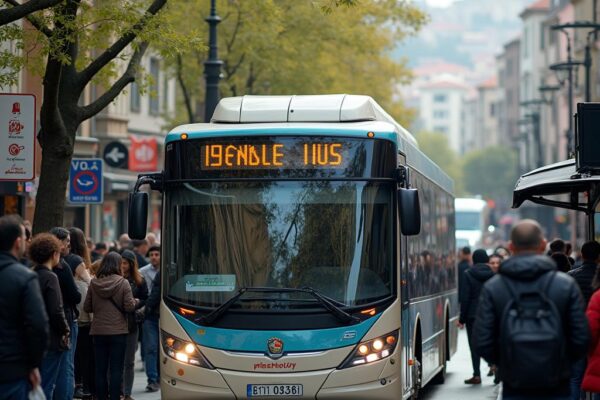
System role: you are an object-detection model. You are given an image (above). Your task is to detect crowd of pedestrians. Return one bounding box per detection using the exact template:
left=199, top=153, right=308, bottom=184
left=458, top=219, right=600, bottom=399
left=0, top=214, right=162, bottom=400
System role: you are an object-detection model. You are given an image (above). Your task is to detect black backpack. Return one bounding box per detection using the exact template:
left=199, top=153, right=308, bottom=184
left=499, top=272, right=566, bottom=388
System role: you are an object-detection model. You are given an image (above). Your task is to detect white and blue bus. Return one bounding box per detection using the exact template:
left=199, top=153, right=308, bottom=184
left=129, top=95, right=457, bottom=399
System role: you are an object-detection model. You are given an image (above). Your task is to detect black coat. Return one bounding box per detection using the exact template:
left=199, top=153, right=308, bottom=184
left=53, top=258, right=81, bottom=324
left=145, top=271, right=160, bottom=319
left=475, top=254, right=589, bottom=397
left=34, top=265, right=70, bottom=351
left=459, top=263, right=494, bottom=324
left=0, top=252, right=48, bottom=382
left=568, top=261, right=598, bottom=307
left=457, top=260, right=470, bottom=303
left=126, top=276, right=148, bottom=309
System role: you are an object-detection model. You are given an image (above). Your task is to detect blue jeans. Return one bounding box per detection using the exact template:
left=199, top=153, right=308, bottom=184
left=54, top=321, right=78, bottom=400
left=571, top=358, right=586, bottom=400
left=0, top=377, right=29, bottom=400
left=94, top=334, right=127, bottom=400
left=40, top=350, right=67, bottom=399
left=143, top=317, right=160, bottom=384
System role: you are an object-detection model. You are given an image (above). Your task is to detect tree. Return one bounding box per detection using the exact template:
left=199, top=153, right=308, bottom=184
left=414, top=131, right=463, bottom=195
left=168, top=0, right=426, bottom=126
left=462, top=145, right=520, bottom=206
left=0, top=0, right=202, bottom=233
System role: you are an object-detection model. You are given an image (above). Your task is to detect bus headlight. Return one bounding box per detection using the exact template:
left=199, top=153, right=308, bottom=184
left=340, top=331, right=398, bottom=369
left=161, top=332, right=214, bottom=369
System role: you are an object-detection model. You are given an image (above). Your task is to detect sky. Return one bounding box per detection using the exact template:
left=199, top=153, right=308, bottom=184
left=425, top=0, right=456, bottom=7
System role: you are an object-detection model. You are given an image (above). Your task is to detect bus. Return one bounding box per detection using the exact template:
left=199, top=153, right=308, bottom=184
left=128, top=95, right=457, bottom=399
left=454, top=197, right=488, bottom=249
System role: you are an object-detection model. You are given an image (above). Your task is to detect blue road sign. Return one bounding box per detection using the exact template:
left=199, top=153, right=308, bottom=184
left=69, top=158, right=103, bottom=204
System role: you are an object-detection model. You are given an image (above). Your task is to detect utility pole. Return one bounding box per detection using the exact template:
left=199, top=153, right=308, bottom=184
left=204, top=0, right=223, bottom=122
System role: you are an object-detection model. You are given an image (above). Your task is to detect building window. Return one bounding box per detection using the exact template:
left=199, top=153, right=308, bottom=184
left=490, top=103, right=496, bottom=117
left=433, top=126, right=448, bottom=134
left=162, top=75, right=169, bottom=112
left=433, top=94, right=447, bottom=103
left=130, top=81, right=140, bottom=112
left=540, top=23, right=545, bottom=50
left=149, top=58, right=160, bottom=115
left=433, top=110, right=448, bottom=119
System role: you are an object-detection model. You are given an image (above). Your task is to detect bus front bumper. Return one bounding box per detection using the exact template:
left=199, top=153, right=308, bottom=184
left=161, top=350, right=402, bottom=399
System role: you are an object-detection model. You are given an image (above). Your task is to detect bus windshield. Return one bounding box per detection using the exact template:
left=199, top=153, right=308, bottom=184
left=455, top=211, right=481, bottom=231
left=164, top=180, right=394, bottom=310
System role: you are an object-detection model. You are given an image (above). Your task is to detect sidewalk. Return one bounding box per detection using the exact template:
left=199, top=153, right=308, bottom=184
left=130, top=352, right=160, bottom=400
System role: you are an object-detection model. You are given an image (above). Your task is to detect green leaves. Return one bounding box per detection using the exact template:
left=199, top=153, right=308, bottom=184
left=166, top=0, right=426, bottom=125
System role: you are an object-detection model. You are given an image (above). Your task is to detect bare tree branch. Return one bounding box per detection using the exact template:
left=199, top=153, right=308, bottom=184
left=79, top=41, right=149, bottom=121
left=223, top=52, right=245, bottom=80
left=0, top=0, right=62, bottom=26
left=76, top=0, right=166, bottom=88
left=225, top=1, right=242, bottom=54
left=176, top=54, right=195, bottom=124
left=3, top=0, right=53, bottom=36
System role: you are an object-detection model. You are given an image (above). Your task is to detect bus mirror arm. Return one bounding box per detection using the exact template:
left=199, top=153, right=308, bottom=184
left=134, top=172, right=164, bottom=193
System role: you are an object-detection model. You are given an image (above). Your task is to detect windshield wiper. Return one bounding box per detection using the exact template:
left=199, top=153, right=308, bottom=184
left=196, top=286, right=360, bottom=326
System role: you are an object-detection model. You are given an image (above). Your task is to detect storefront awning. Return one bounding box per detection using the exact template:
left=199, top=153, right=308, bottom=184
left=512, top=159, right=600, bottom=213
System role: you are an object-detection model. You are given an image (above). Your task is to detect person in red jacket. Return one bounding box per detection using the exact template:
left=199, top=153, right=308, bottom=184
left=582, top=270, right=600, bottom=400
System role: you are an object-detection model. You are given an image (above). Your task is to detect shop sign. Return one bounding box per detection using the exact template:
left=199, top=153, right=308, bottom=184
left=0, top=94, right=36, bottom=181
left=69, top=158, right=103, bottom=204
left=129, top=135, right=158, bottom=171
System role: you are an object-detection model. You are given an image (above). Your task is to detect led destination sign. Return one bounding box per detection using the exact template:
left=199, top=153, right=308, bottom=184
left=201, top=142, right=346, bottom=170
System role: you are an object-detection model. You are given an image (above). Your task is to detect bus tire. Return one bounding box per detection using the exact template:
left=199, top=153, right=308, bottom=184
left=431, top=319, right=448, bottom=385
left=411, top=330, right=422, bottom=399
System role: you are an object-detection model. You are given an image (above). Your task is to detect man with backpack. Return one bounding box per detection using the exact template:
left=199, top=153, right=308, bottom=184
left=475, top=219, right=589, bottom=399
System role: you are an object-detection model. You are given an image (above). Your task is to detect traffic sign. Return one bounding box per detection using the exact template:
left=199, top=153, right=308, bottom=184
left=69, top=158, right=103, bottom=204
left=103, top=141, right=128, bottom=168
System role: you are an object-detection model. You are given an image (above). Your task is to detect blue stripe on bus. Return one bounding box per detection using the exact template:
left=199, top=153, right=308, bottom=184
left=165, top=128, right=399, bottom=145
left=173, top=313, right=381, bottom=352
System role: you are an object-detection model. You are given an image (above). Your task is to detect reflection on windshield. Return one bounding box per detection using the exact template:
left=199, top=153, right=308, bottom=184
left=164, top=181, right=393, bottom=309
left=456, top=211, right=481, bottom=231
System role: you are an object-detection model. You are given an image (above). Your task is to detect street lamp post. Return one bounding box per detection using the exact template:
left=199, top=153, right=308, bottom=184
left=520, top=99, right=546, bottom=168
left=551, top=22, right=600, bottom=154
left=204, top=0, right=223, bottom=123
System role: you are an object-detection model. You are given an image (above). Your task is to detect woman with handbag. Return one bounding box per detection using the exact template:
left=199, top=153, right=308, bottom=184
left=84, top=252, right=137, bottom=400
left=30, top=233, right=70, bottom=400
left=120, top=250, right=148, bottom=400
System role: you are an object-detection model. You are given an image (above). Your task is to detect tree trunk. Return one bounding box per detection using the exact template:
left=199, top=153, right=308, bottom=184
left=32, top=118, right=75, bottom=234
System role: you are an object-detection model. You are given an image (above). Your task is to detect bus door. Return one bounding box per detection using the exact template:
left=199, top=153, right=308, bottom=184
left=398, top=157, right=412, bottom=395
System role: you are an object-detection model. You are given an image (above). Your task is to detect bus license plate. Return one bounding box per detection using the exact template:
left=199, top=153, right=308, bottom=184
left=247, top=384, right=303, bottom=397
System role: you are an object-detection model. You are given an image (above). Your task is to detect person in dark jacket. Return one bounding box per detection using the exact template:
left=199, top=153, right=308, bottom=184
left=457, top=246, right=471, bottom=304
left=143, top=270, right=161, bottom=392
left=31, top=233, right=71, bottom=400
left=120, top=250, right=148, bottom=400
left=475, top=220, right=589, bottom=400
left=568, top=240, right=600, bottom=400
left=0, top=215, right=48, bottom=399
left=49, top=226, right=82, bottom=400
left=458, top=248, right=494, bottom=384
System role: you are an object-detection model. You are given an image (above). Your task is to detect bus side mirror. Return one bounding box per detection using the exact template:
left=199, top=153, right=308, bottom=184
left=398, top=188, right=421, bottom=236
left=128, top=192, right=148, bottom=240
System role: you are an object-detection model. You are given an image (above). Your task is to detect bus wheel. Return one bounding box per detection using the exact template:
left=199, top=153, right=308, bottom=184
left=410, top=358, right=422, bottom=399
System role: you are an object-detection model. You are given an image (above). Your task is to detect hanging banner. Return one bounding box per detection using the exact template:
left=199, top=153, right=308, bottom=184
left=0, top=94, right=36, bottom=181
left=129, top=135, right=158, bottom=171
